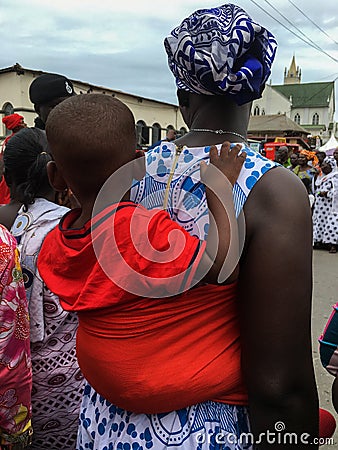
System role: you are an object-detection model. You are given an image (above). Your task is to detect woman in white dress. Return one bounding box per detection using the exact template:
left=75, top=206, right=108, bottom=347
left=313, top=159, right=338, bottom=253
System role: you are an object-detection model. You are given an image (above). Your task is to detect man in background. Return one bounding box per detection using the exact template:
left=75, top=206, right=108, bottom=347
left=29, top=73, right=78, bottom=208
left=275, top=145, right=290, bottom=167
left=29, top=73, right=75, bottom=127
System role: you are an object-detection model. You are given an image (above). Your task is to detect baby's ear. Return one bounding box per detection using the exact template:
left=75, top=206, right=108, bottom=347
left=47, top=160, right=68, bottom=192
left=133, top=151, right=146, bottom=180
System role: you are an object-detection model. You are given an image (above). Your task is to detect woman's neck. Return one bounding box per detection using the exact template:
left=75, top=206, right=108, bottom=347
left=176, top=99, right=250, bottom=147
left=175, top=130, right=247, bottom=147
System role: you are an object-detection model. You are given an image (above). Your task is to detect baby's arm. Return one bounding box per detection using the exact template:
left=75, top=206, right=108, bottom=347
left=197, top=142, right=246, bottom=284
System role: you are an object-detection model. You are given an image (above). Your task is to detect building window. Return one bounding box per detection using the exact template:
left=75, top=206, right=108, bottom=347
left=312, top=113, right=319, bottom=125
left=253, top=105, right=260, bottom=116
left=294, top=113, right=300, bottom=125
left=261, top=109, right=265, bottom=116
left=2, top=102, right=14, bottom=136
left=136, top=120, right=149, bottom=148
left=152, top=123, right=161, bottom=145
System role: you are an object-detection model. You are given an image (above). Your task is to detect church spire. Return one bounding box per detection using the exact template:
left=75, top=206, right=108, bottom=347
left=284, top=55, right=301, bottom=84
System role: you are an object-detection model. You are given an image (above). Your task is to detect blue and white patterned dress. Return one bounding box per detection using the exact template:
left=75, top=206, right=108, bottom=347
left=77, top=143, right=276, bottom=450
left=11, top=198, right=84, bottom=450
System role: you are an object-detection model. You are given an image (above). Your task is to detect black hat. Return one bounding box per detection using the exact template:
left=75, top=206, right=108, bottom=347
left=29, top=73, right=75, bottom=105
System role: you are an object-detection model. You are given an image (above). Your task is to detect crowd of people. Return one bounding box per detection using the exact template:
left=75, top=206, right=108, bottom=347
left=275, top=148, right=338, bottom=253
left=0, top=3, right=337, bottom=450
left=312, top=150, right=338, bottom=253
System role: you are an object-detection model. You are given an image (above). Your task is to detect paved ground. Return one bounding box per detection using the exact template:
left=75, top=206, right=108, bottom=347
left=312, top=249, right=338, bottom=448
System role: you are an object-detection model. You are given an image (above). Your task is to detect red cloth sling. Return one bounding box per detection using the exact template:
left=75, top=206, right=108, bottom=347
left=38, top=202, right=247, bottom=413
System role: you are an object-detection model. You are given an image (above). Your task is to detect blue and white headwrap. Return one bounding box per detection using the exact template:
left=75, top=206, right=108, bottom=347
left=164, top=4, right=278, bottom=105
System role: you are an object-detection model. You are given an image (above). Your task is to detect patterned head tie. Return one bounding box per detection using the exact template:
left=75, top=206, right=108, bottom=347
left=300, top=149, right=319, bottom=167
left=164, top=4, right=278, bottom=105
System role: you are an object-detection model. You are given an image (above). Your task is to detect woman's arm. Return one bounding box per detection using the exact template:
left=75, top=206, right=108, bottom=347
left=239, top=167, right=319, bottom=449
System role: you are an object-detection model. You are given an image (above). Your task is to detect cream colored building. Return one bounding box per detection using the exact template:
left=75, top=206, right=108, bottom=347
left=251, top=83, right=292, bottom=117
left=0, top=64, right=187, bottom=148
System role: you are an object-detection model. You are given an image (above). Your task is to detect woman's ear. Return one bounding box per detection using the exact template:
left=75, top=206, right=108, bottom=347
left=133, top=151, right=146, bottom=181
left=47, top=160, right=68, bottom=192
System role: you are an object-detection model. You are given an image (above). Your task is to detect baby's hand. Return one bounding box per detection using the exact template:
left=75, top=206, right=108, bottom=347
left=201, top=142, right=246, bottom=187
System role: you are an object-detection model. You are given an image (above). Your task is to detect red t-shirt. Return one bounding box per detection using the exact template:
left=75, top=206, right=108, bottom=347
left=38, top=202, right=247, bottom=412
left=38, top=201, right=205, bottom=309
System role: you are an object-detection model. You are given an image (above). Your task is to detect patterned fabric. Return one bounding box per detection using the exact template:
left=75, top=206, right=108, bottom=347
left=300, top=150, right=319, bottom=167
left=164, top=4, right=278, bottom=105
left=11, top=198, right=84, bottom=450
left=77, top=143, right=277, bottom=450
left=324, top=156, right=337, bottom=171
left=78, top=386, right=251, bottom=450
left=332, top=171, right=338, bottom=215
left=313, top=172, right=338, bottom=245
left=0, top=225, right=32, bottom=443
left=323, top=172, right=338, bottom=244
left=132, top=142, right=276, bottom=234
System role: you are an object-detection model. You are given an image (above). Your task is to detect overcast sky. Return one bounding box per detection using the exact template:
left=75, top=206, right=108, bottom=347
left=1, top=0, right=338, bottom=116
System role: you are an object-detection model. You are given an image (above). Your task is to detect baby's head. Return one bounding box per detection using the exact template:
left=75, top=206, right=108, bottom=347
left=46, top=94, right=137, bottom=202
